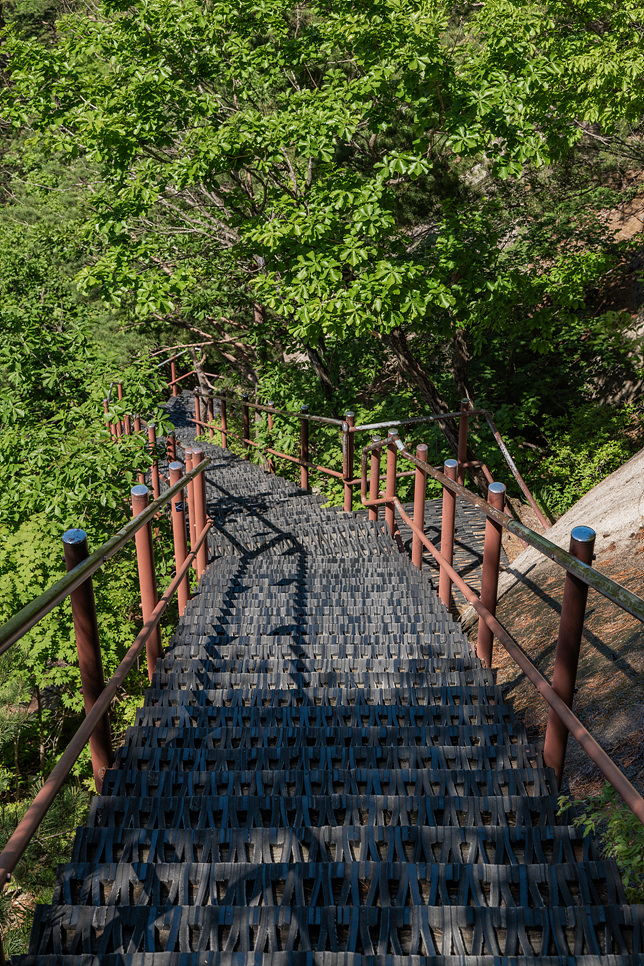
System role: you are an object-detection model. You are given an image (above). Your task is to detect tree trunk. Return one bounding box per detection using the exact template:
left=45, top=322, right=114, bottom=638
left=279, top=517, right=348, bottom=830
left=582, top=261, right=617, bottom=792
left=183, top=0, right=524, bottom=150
left=451, top=327, right=472, bottom=402
left=305, top=342, right=337, bottom=406
left=383, top=327, right=488, bottom=492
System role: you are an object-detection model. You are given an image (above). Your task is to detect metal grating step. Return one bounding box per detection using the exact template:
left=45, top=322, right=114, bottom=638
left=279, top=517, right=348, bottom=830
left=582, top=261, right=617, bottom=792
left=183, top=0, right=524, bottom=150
left=86, top=794, right=561, bottom=830
left=25, top=902, right=644, bottom=956
left=71, top=824, right=603, bottom=867
left=100, top=766, right=557, bottom=799
left=54, top=860, right=624, bottom=908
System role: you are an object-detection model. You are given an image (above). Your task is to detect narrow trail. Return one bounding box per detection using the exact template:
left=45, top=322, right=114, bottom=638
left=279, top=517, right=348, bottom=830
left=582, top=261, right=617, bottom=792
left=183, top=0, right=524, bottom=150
left=14, top=395, right=644, bottom=964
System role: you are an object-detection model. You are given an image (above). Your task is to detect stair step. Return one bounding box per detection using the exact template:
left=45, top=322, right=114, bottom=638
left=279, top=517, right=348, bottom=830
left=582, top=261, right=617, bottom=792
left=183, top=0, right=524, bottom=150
left=54, top=860, right=623, bottom=908
left=25, top=903, right=644, bottom=956
left=114, top=742, right=541, bottom=773
left=87, top=794, right=561, bottom=830
left=100, top=766, right=556, bottom=799
left=71, top=824, right=602, bottom=866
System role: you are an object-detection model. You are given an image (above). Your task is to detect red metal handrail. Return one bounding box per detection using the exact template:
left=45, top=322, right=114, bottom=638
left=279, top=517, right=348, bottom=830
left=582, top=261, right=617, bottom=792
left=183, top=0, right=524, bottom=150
left=359, top=434, right=644, bottom=826
left=0, top=457, right=212, bottom=960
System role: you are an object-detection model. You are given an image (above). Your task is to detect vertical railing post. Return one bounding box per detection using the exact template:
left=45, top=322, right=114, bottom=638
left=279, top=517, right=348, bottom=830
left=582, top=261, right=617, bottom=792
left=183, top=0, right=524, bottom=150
left=476, top=481, right=506, bottom=667
left=62, top=529, right=113, bottom=792
left=267, top=402, right=275, bottom=474
left=242, top=394, right=251, bottom=458
left=412, top=443, right=428, bottom=570
left=192, top=447, right=208, bottom=578
left=116, top=382, right=124, bottom=438
left=543, top=526, right=596, bottom=786
left=457, top=398, right=470, bottom=487
left=300, top=406, right=309, bottom=490
left=134, top=416, right=146, bottom=485
left=170, top=355, right=178, bottom=397
left=369, top=436, right=382, bottom=522
left=220, top=398, right=228, bottom=449
left=439, top=459, right=458, bottom=608
left=123, top=413, right=131, bottom=436
left=207, top=397, right=214, bottom=439
left=148, top=423, right=160, bottom=500
left=103, top=399, right=115, bottom=439
left=385, top=430, right=398, bottom=539
left=342, top=411, right=355, bottom=512
left=131, top=486, right=162, bottom=681
left=167, top=431, right=177, bottom=464
left=184, top=449, right=197, bottom=566
left=194, top=393, right=201, bottom=432
left=168, top=461, right=190, bottom=615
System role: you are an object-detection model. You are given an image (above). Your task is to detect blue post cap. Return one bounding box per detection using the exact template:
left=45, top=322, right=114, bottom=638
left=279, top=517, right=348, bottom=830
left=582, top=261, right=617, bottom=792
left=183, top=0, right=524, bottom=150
left=488, top=482, right=506, bottom=494
left=445, top=459, right=458, bottom=469
left=571, top=525, right=596, bottom=543
left=169, top=461, right=183, bottom=472
left=62, top=528, right=87, bottom=545
left=131, top=484, right=149, bottom=497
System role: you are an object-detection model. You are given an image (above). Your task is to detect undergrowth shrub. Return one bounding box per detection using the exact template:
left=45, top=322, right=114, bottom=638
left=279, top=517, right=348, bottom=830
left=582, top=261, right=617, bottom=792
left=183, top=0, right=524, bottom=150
left=559, top=785, right=644, bottom=901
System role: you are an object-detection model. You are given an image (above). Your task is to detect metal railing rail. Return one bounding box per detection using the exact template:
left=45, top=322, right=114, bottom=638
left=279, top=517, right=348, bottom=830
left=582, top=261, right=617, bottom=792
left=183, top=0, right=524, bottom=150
left=159, top=355, right=550, bottom=527
left=0, top=461, right=208, bottom=658
left=0, top=517, right=211, bottom=896
left=0, top=449, right=212, bottom=963
left=359, top=433, right=644, bottom=826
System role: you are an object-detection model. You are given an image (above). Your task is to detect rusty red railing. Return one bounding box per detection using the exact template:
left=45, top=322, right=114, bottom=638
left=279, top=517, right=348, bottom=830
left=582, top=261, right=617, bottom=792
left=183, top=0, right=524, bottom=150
left=358, top=431, right=644, bottom=826
left=0, top=448, right=211, bottom=960
left=162, top=350, right=549, bottom=528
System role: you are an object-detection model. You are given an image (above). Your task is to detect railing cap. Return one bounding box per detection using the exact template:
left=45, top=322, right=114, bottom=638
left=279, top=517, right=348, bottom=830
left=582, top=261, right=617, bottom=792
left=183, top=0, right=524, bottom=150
left=63, top=529, right=87, bottom=546
left=131, top=484, right=149, bottom=497
left=488, top=482, right=506, bottom=495
left=571, top=525, right=596, bottom=544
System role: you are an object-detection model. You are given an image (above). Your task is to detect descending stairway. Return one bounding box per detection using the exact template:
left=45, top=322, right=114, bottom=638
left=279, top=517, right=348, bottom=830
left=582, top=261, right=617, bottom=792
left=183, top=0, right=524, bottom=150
left=15, top=398, right=644, bottom=964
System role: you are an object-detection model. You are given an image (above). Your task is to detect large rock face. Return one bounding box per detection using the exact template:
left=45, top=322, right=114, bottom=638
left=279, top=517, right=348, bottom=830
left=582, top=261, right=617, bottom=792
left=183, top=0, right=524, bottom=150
left=466, top=447, right=644, bottom=796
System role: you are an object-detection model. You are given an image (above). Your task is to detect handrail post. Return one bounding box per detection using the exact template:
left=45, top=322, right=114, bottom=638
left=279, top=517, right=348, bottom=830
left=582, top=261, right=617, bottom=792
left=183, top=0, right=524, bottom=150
left=116, top=382, right=124, bottom=438
left=385, top=430, right=398, bottom=538
left=103, top=399, right=115, bottom=439
left=168, top=462, right=190, bottom=615
left=543, top=526, right=596, bottom=786
left=207, top=397, right=214, bottom=439
left=167, top=431, right=177, bottom=464
left=131, top=486, right=162, bottom=681
left=242, top=394, right=251, bottom=458
left=457, top=398, right=470, bottom=486
left=220, top=398, right=228, bottom=449
left=267, top=402, right=275, bottom=474
left=148, top=423, right=160, bottom=500
left=300, top=406, right=309, bottom=490
left=194, top=393, right=201, bottom=431
left=192, top=447, right=208, bottom=578
left=343, top=411, right=355, bottom=512
left=184, top=449, right=197, bottom=565
left=123, top=413, right=131, bottom=436
left=476, top=481, right=506, bottom=667
left=134, top=415, right=146, bottom=485
left=170, top=355, right=177, bottom=397
left=412, top=443, right=428, bottom=570
left=439, top=459, right=458, bottom=608
left=369, top=436, right=382, bottom=522
left=62, top=529, right=113, bottom=793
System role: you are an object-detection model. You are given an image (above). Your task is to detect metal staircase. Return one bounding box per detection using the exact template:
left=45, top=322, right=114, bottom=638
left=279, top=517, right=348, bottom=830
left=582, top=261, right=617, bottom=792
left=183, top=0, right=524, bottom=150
left=13, top=399, right=644, bottom=964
